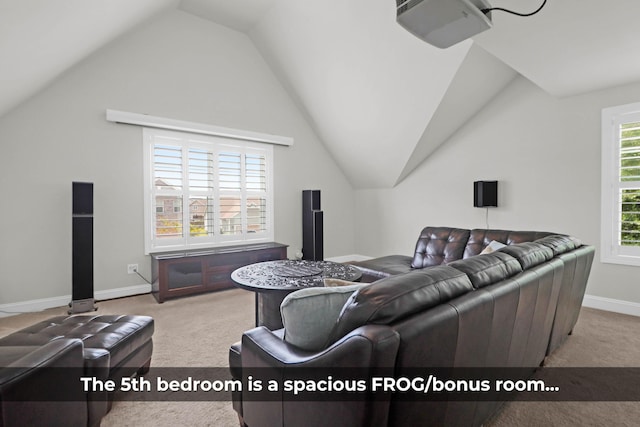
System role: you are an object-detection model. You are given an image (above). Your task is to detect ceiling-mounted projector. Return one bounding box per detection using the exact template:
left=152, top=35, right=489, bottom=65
left=396, top=0, right=493, bottom=48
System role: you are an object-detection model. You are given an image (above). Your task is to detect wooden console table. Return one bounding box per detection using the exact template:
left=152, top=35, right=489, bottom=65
left=151, top=242, right=288, bottom=303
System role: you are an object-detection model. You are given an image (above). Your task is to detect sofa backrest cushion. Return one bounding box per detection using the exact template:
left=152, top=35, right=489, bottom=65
left=498, top=242, right=554, bottom=270
left=448, top=252, right=523, bottom=289
left=280, top=283, right=367, bottom=351
left=464, top=229, right=553, bottom=258
left=411, top=227, right=471, bottom=268
left=534, top=234, right=579, bottom=256
left=331, top=265, right=474, bottom=343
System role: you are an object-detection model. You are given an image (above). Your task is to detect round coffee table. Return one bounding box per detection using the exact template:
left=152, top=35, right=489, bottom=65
left=231, top=260, right=362, bottom=330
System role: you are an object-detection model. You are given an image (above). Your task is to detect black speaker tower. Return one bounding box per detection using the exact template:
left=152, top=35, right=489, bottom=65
left=474, top=181, right=498, bottom=207
left=302, top=190, right=323, bottom=261
left=71, top=182, right=96, bottom=314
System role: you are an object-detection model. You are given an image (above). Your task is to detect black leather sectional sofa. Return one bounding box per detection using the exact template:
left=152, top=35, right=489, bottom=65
left=229, top=227, right=595, bottom=427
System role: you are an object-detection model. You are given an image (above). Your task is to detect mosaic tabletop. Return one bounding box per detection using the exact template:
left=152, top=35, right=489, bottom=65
left=231, top=259, right=362, bottom=291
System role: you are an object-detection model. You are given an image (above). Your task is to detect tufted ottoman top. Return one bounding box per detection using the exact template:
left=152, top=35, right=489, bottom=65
left=0, top=314, right=154, bottom=368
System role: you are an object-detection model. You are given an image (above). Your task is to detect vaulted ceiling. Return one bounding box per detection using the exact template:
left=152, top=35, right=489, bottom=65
left=3, top=0, right=640, bottom=188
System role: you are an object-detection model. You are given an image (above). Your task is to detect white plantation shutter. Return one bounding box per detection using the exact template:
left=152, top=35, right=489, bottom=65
left=144, top=128, right=274, bottom=253
left=246, top=153, right=267, bottom=191
left=188, top=147, right=215, bottom=239
left=246, top=153, right=268, bottom=234
left=618, top=122, right=640, bottom=247
left=152, top=140, right=184, bottom=245
left=601, top=104, right=640, bottom=265
left=219, top=152, right=242, bottom=191
left=154, top=144, right=183, bottom=191
left=218, top=151, right=243, bottom=237
left=216, top=148, right=271, bottom=241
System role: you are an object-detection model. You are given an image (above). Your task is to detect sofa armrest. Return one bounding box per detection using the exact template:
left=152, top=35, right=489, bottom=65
left=242, top=324, right=399, bottom=368
left=0, top=339, right=88, bottom=427
left=239, top=325, right=399, bottom=427
left=0, top=338, right=85, bottom=385
left=83, top=347, right=111, bottom=427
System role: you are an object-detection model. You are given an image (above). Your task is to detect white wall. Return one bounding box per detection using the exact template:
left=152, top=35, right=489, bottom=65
left=0, top=10, right=355, bottom=306
left=355, top=76, right=640, bottom=306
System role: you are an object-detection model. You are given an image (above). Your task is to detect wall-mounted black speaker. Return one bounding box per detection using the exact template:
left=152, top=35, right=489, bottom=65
left=474, top=181, right=498, bottom=207
left=302, top=190, right=323, bottom=261
left=71, top=182, right=96, bottom=313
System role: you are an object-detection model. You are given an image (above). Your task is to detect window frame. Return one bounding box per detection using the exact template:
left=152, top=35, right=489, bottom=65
left=143, top=127, right=274, bottom=254
left=601, top=102, right=640, bottom=266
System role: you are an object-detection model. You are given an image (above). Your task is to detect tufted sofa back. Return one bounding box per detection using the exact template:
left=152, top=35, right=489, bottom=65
left=463, top=229, right=554, bottom=258
left=410, top=227, right=555, bottom=269
left=411, top=227, right=470, bottom=268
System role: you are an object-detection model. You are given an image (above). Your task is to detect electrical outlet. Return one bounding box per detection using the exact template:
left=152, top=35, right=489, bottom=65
left=127, top=264, right=138, bottom=274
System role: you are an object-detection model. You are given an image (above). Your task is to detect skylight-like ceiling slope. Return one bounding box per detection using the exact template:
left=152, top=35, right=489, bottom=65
left=395, top=44, right=518, bottom=185
left=0, top=0, right=179, bottom=118
left=250, top=0, right=473, bottom=189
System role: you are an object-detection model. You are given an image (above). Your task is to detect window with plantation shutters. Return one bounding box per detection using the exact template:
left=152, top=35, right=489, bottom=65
left=601, top=104, right=640, bottom=265
left=143, top=128, right=273, bottom=253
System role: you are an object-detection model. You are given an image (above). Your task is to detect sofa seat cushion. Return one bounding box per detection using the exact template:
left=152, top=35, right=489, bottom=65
left=350, top=255, right=413, bottom=277
left=331, top=265, right=473, bottom=343
left=498, top=242, right=554, bottom=270
left=280, top=283, right=367, bottom=351
left=228, top=341, right=242, bottom=379
left=323, top=278, right=361, bottom=287
left=411, top=227, right=471, bottom=268
left=448, top=252, right=523, bottom=289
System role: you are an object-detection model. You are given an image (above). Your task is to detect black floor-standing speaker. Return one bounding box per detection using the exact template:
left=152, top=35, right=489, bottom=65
left=70, top=182, right=96, bottom=314
left=302, top=190, right=323, bottom=261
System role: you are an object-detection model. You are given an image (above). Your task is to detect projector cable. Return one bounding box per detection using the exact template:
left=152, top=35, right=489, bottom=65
left=482, top=0, right=547, bottom=17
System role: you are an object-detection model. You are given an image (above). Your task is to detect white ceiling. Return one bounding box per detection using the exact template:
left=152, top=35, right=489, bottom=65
left=473, top=0, right=640, bottom=97
left=249, top=0, right=479, bottom=188
left=0, top=0, right=179, bottom=118
left=179, top=0, right=276, bottom=32
left=2, top=0, right=640, bottom=188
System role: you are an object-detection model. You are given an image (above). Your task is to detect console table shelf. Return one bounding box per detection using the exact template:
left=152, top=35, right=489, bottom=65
left=151, top=242, right=288, bottom=303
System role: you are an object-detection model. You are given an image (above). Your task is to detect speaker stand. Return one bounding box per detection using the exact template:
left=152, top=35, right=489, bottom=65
left=68, top=298, right=97, bottom=315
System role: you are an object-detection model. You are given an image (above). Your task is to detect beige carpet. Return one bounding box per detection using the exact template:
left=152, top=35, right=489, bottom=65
left=1, top=289, right=639, bottom=426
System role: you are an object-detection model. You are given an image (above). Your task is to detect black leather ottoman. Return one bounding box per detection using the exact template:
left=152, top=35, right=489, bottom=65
left=0, top=314, right=154, bottom=376
left=0, top=315, right=154, bottom=426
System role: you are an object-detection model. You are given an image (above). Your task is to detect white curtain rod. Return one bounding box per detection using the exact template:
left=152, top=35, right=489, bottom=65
left=106, top=109, right=294, bottom=147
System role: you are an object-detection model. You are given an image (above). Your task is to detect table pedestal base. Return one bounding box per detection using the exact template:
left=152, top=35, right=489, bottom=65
left=256, top=292, right=289, bottom=330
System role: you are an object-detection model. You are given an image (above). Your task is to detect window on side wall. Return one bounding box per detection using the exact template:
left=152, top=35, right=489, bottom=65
left=601, top=103, right=640, bottom=266
left=143, top=128, right=273, bottom=254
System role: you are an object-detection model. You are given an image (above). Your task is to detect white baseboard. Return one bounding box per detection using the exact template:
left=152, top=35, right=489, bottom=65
left=0, top=284, right=151, bottom=318
left=582, top=294, right=640, bottom=317
left=326, top=254, right=372, bottom=263
left=95, top=284, right=151, bottom=302
left=0, top=295, right=71, bottom=318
